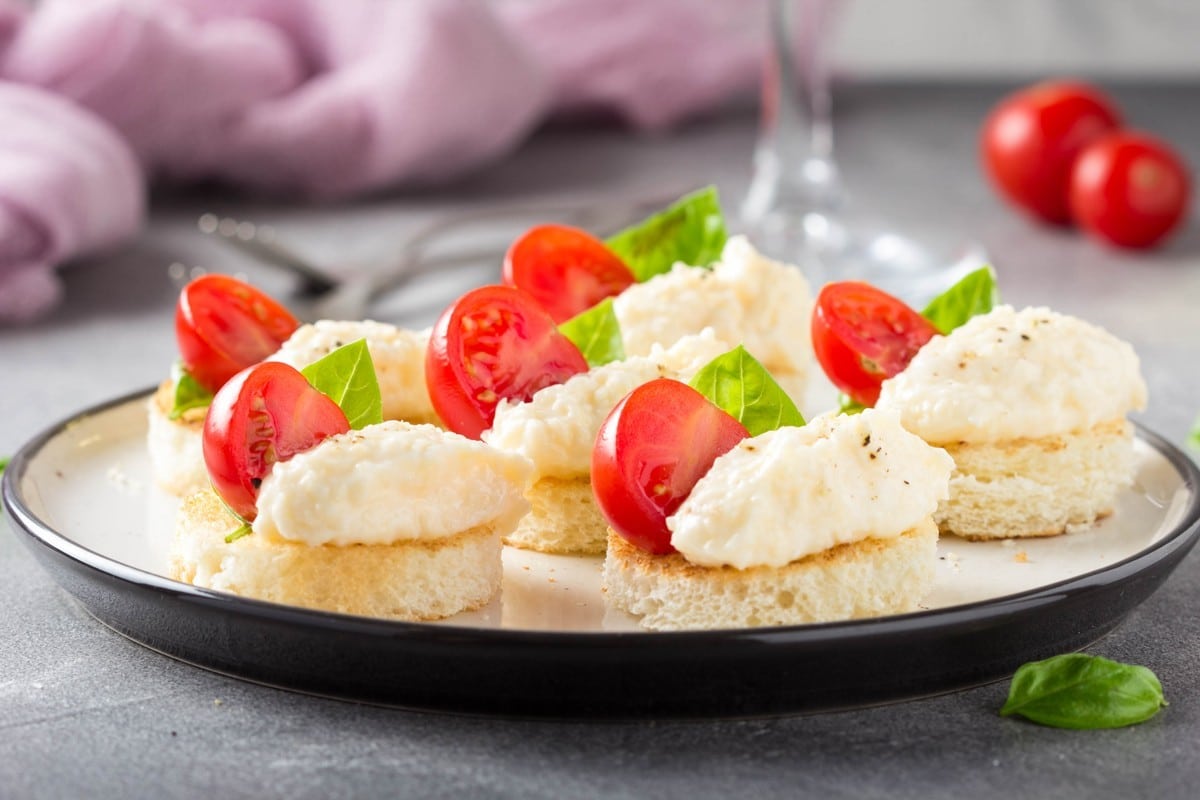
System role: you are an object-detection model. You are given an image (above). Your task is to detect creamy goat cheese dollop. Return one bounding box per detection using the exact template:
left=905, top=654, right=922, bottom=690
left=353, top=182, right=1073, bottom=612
left=253, top=421, right=533, bottom=546
left=612, top=235, right=812, bottom=395
left=271, top=320, right=436, bottom=423
left=667, top=409, right=953, bottom=569
left=484, top=330, right=729, bottom=481
left=876, top=305, right=1147, bottom=444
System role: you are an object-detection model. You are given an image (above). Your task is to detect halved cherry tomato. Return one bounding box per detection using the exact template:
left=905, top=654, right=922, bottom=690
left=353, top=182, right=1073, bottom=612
left=811, top=282, right=937, bottom=408
left=981, top=80, right=1122, bottom=225
left=592, top=379, right=749, bottom=555
left=176, top=275, right=300, bottom=393
left=502, top=224, right=636, bottom=323
left=1069, top=131, right=1191, bottom=249
left=426, top=285, right=588, bottom=439
left=203, top=362, right=349, bottom=521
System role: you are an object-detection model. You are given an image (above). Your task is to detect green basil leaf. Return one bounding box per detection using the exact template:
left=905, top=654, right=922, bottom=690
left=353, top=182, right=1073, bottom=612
left=605, top=186, right=727, bottom=282
left=1000, top=653, right=1167, bottom=729
left=224, top=522, right=252, bottom=544
left=300, top=339, right=383, bottom=430
left=689, top=346, right=805, bottom=436
left=0, top=456, right=9, bottom=474
left=558, top=298, right=624, bottom=367
left=837, top=392, right=866, bottom=416
left=1188, top=412, right=1200, bottom=451
left=169, top=362, right=214, bottom=421
left=920, top=265, right=1000, bottom=335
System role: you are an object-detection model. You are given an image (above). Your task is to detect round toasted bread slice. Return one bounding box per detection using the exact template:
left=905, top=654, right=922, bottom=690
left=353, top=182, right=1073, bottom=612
left=603, top=519, right=938, bottom=631
left=936, top=418, right=1135, bottom=540
left=170, top=490, right=502, bottom=620
left=147, top=380, right=208, bottom=496
left=503, top=477, right=607, bottom=555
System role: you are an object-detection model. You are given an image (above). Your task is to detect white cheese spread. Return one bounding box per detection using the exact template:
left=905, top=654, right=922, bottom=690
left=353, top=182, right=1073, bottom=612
left=667, top=409, right=953, bottom=569
left=253, top=421, right=533, bottom=546
left=876, top=305, right=1147, bottom=443
left=484, top=331, right=729, bottom=481
left=271, top=320, right=436, bottom=423
left=613, top=235, right=812, bottom=383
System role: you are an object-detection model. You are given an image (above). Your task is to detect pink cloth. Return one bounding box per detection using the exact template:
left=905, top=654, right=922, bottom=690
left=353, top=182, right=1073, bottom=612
left=0, top=0, right=765, bottom=321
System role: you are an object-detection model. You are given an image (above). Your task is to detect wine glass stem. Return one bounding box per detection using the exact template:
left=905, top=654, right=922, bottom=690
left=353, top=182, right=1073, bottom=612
left=743, top=0, right=843, bottom=224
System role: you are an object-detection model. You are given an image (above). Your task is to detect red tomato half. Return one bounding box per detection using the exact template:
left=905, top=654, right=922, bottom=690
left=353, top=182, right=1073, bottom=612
left=203, top=362, right=350, bottom=521
left=176, top=275, right=300, bottom=393
left=502, top=224, right=636, bottom=323
left=592, top=379, right=750, bottom=555
left=1069, top=131, right=1191, bottom=249
left=425, top=285, right=589, bottom=439
left=811, top=282, right=938, bottom=408
left=981, top=80, right=1122, bottom=224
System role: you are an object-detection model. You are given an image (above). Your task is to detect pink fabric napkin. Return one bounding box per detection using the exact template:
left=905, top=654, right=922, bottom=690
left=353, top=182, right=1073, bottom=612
left=0, top=83, right=143, bottom=321
left=0, top=0, right=764, bottom=321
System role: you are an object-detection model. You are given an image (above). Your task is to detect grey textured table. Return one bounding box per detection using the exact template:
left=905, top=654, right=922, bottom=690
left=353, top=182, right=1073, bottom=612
left=2, top=85, right=1198, bottom=799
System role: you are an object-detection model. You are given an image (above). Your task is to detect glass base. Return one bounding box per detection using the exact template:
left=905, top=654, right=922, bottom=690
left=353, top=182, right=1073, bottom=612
left=743, top=206, right=988, bottom=304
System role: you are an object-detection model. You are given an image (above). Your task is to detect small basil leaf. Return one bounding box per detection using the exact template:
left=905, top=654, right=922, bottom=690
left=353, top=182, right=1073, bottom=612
left=837, top=392, right=866, bottom=416
left=300, top=339, right=383, bottom=430
left=605, top=186, right=727, bottom=282
left=558, top=298, right=624, bottom=367
left=0, top=456, right=9, bottom=474
left=1188, top=412, right=1200, bottom=451
left=1000, top=653, right=1167, bottom=729
left=224, top=522, right=252, bottom=544
left=169, top=362, right=214, bottom=421
left=920, top=265, right=1000, bottom=335
left=689, top=346, right=805, bottom=436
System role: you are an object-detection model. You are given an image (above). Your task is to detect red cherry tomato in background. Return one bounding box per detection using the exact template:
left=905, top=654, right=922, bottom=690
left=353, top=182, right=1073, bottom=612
left=502, top=224, right=636, bottom=323
left=203, top=362, right=350, bottom=521
left=1069, top=131, right=1191, bottom=249
left=425, top=285, right=589, bottom=439
left=591, top=379, right=750, bottom=555
left=981, top=80, right=1122, bottom=224
left=811, top=282, right=938, bottom=408
left=176, top=275, right=300, bottom=393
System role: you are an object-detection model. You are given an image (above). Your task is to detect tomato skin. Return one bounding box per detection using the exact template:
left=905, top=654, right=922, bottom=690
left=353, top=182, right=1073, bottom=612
left=981, top=81, right=1122, bottom=224
left=811, top=282, right=938, bottom=408
left=426, top=285, right=589, bottom=439
left=176, top=275, right=300, bottom=393
left=1069, top=131, right=1191, bottom=249
left=592, top=379, right=750, bottom=555
left=203, top=362, right=350, bottom=521
left=502, top=224, right=636, bottom=323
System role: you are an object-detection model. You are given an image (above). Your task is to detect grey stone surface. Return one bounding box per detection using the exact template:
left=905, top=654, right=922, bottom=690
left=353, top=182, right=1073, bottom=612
left=2, top=84, right=1198, bottom=799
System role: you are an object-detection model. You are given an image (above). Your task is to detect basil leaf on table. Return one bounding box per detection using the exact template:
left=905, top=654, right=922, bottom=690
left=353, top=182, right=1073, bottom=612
left=558, top=298, right=624, bottom=367
left=0, top=456, right=9, bottom=474
left=920, top=265, right=1000, bottom=335
left=169, top=362, right=214, bottom=421
left=689, top=346, right=805, bottom=436
left=1000, top=653, right=1167, bottom=729
left=1188, top=412, right=1200, bottom=450
left=300, top=339, right=383, bottom=430
left=605, top=186, right=727, bottom=282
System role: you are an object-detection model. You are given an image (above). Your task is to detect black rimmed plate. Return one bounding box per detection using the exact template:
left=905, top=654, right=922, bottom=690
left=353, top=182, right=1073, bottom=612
left=4, top=389, right=1199, bottom=719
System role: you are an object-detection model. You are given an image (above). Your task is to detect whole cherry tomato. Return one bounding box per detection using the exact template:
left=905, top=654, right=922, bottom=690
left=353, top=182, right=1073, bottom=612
left=425, top=285, right=588, bottom=439
left=591, top=379, right=749, bottom=555
left=203, top=362, right=350, bottom=521
left=502, top=224, right=636, bottom=323
left=811, top=282, right=938, bottom=408
left=176, top=275, right=299, bottom=393
left=1069, top=131, right=1191, bottom=249
left=981, top=80, right=1122, bottom=224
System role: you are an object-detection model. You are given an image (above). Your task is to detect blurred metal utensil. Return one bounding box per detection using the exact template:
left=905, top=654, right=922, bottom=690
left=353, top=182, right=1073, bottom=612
left=197, top=188, right=694, bottom=320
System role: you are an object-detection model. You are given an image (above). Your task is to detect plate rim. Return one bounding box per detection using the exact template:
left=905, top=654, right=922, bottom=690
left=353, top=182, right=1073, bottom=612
left=5, top=386, right=1200, bottom=650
